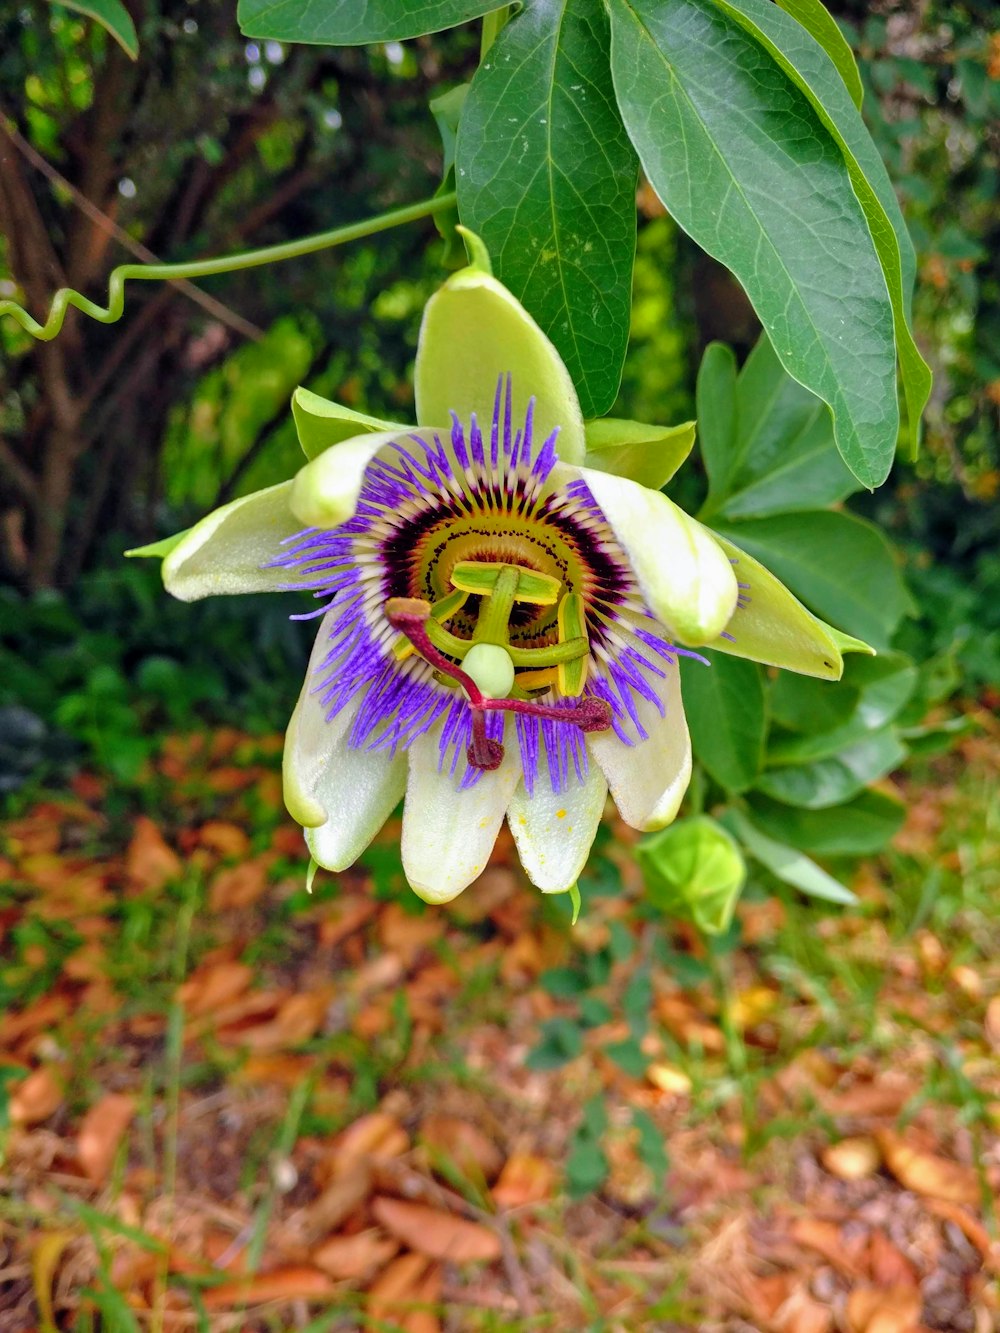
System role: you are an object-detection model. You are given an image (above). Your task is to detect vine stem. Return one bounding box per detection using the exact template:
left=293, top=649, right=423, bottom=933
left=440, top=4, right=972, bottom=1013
left=0, top=192, right=457, bottom=342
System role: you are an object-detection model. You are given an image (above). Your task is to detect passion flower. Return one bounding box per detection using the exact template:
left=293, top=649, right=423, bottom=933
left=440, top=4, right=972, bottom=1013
left=134, top=242, right=868, bottom=903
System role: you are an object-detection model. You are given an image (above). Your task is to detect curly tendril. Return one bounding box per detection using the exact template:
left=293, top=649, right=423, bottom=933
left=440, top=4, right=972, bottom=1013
left=0, top=193, right=456, bottom=342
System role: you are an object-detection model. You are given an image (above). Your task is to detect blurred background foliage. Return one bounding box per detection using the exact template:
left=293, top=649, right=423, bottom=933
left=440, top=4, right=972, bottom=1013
left=0, top=0, right=996, bottom=795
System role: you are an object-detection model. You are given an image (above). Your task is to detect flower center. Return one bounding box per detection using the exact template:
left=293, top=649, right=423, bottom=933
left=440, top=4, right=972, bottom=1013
left=392, top=557, right=593, bottom=701
left=385, top=592, right=612, bottom=772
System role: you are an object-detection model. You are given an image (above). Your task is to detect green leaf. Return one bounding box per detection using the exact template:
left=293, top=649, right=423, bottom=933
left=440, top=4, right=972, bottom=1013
left=721, top=808, right=857, bottom=905
left=605, top=1037, right=647, bottom=1078
left=755, top=727, right=907, bottom=808
left=705, top=335, right=859, bottom=520
left=768, top=654, right=917, bottom=764
left=53, top=0, right=138, bottom=58
left=637, top=815, right=747, bottom=935
left=707, top=0, right=931, bottom=454
left=711, top=512, right=912, bottom=649
left=606, top=0, right=899, bottom=486
left=746, top=789, right=905, bottom=856
left=773, top=0, right=864, bottom=108
left=583, top=417, right=695, bottom=489
left=238, top=0, right=498, bottom=43
left=632, top=1107, right=669, bottom=1181
left=526, top=1016, right=584, bottom=1070
left=695, top=341, right=739, bottom=504
left=770, top=673, right=860, bottom=735
left=680, top=652, right=767, bottom=793
left=291, top=387, right=402, bottom=461
left=457, top=0, right=638, bottom=417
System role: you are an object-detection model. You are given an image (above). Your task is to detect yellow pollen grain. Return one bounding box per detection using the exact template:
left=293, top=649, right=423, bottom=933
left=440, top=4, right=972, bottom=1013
left=556, top=809, right=567, bottom=819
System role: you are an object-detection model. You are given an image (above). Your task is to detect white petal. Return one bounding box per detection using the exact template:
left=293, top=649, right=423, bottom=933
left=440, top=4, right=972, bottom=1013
left=161, top=481, right=300, bottom=602
left=305, top=741, right=407, bottom=872
left=284, top=616, right=406, bottom=868
left=589, top=663, right=692, bottom=832
left=508, top=761, right=607, bottom=894
left=401, top=725, right=521, bottom=904
left=561, top=463, right=738, bottom=645
left=290, top=431, right=414, bottom=529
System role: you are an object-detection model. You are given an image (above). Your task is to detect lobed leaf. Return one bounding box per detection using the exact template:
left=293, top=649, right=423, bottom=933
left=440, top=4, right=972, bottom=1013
left=701, top=335, right=860, bottom=521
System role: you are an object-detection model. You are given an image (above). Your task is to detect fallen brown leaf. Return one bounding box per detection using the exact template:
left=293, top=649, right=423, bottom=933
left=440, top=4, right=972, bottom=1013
left=420, top=1114, right=503, bottom=1183
left=209, top=859, right=268, bottom=911
left=236, top=990, right=330, bottom=1052
left=820, top=1075, right=915, bottom=1119
left=822, top=1137, right=881, bottom=1182
left=284, top=1162, right=373, bottom=1247
left=126, top=817, right=181, bottom=892
left=868, top=1230, right=919, bottom=1289
left=367, top=1252, right=432, bottom=1324
left=646, top=1063, right=692, bottom=1096
left=179, top=960, right=253, bottom=1017
left=371, top=1197, right=501, bottom=1263
left=985, top=995, right=1000, bottom=1050
left=378, top=902, right=441, bottom=967
left=329, top=1112, right=409, bottom=1176
left=197, top=821, right=250, bottom=858
left=492, top=1152, right=556, bottom=1207
left=401, top=1261, right=442, bottom=1333
left=78, top=1092, right=135, bottom=1184
left=202, top=1266, right=338, bottom=1308
left=926, top=1199, right=1000, bottom=1273
left=10, top=1066, right=63, bottom=1125
left=773, top=1283, right=834, bottom=1333
left=877, top=1130, right=979, bottom=1205
left=789, top=1217, right=866, bottom=1279
left=311, top=1229, right=398, bottom=1281
left=846, top=1284, right=922, bottom=1333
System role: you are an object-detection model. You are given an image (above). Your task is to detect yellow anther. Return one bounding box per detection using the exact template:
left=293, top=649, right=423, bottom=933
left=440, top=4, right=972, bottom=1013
left=557, top=592, right=589, bottom=697
left=451, top=560, right=561, bottom=606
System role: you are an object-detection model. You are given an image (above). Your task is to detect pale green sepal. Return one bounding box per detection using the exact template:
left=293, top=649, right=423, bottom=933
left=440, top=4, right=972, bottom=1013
left=125, top=530, right=189, bottom=560
left=583, top=418, right=696, bottom=490
left=455, top=224, right=493, bottom=275
left=706, top=530, right=846, bottom=680
left=570, top=464, right=738, bottom=645
left=825, top=624, right=877, bottom=658
left=161, top=481, right=301, bottom=602
left=292, top=386, right=403, bottom=460
left=290, top=431, right=404, bottom=529
left=306, top=856, right=319, bottom=895
left=568, top=882, right=582, bottom=925
left=415, top=267, right=585, bottom=465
